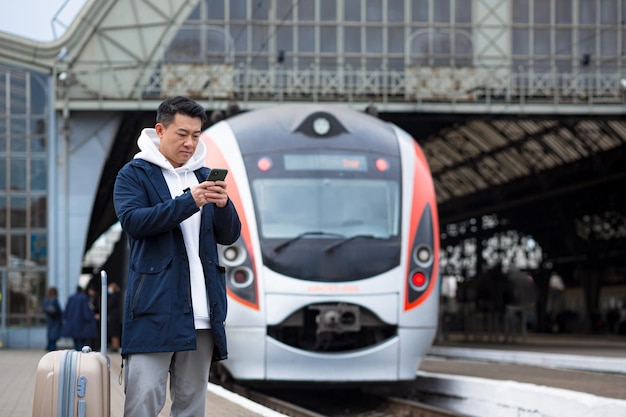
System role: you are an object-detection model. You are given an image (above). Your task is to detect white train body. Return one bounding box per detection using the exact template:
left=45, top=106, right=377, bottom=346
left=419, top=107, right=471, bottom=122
left=202, top=104, right=439, bottom=383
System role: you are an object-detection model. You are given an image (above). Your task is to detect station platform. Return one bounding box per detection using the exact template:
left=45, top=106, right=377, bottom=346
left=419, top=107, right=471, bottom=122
left=3, top=333, right=626, bottom=417
left=0, top=349, right=286, bottom=417
left=434, top=331, right=626, bottom=359
left=425, top=332, right=626, bottom=400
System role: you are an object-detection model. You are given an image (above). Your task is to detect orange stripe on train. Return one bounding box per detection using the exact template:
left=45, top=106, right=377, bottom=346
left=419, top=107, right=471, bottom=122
left=202, top=132, right=260, bottom=310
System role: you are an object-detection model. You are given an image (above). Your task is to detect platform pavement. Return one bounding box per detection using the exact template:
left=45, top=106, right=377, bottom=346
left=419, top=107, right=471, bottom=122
left=4, top=333, right=626, bottom=417
left=431, top=332, right=626, bottom=377
left=434, top=331, right=626, bottom=358
left=422, top=333, right=626, bottom=417
left=0, top=348, right=286, bottom=417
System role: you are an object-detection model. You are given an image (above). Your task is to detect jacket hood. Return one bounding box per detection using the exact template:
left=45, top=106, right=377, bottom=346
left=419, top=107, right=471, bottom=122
left=133, top=128, right=206, bottom=172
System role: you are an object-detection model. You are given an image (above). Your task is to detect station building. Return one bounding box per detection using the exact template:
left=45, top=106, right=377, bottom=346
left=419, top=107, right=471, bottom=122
left=1, top=0, right=625, bottom=347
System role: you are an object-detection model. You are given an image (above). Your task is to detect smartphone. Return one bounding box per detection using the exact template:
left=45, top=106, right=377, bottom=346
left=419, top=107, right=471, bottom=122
left=206, top=168, right=228, bottom=181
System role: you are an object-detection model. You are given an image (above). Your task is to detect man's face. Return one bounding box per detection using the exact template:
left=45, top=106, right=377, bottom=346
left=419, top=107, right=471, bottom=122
left=156, top=113, right=203, bottom=168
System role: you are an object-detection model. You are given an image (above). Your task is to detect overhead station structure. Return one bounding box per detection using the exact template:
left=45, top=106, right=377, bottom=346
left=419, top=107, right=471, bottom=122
left=0, top=0, right=625, bottom=347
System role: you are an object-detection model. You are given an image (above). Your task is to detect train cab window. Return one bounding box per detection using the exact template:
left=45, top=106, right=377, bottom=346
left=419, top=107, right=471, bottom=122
left=252, top=178, right=400, bottom=240
left=250, top=176, right=402, bottom=281
left=245, top=150, right=403, bottom=282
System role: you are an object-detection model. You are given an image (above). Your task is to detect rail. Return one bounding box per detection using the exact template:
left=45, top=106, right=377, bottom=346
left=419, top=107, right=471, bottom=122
left=218, top=378, right=469, bottom=417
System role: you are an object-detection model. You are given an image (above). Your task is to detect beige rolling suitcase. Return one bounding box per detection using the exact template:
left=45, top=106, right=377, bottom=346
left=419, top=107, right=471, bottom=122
left=32, top=271, right=111, bottom=417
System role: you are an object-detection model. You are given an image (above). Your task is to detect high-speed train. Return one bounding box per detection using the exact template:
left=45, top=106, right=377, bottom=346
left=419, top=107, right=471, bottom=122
left=202, top=104, right=439, bottom=384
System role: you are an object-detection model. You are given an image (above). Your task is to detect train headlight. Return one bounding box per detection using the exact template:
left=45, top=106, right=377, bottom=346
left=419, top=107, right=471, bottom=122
left=220, top=244, right=246, bottom=267
left=409, top=269, right=428, bottom=291
left=313, top=117, right=331, bottom=135
left=414, top=245, right=432, bottom=267
left=224, top=247, right=238, bottom=262
left=229, top=267, right=254, bottom=288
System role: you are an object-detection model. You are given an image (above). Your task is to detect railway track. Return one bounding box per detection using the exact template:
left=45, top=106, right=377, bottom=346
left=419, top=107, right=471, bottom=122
left=220, top=380, right=468, bottom=417
left=223, top=383, right=326, bottom=417
left=379, top=396, right=468, bottom=417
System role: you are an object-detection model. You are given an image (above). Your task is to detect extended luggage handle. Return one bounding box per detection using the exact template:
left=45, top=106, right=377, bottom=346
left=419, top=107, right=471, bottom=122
left=100, top=270, right=108, bottom=357
left=79, top=270, right=108, bottom=358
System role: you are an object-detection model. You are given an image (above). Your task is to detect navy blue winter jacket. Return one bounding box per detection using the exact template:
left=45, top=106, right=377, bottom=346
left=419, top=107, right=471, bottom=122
left=113, top=159, right=241, bottom=360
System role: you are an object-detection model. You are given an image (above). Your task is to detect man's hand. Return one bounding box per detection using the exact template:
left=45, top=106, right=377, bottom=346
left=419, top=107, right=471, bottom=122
left=191, top=180, right=228, bottom=208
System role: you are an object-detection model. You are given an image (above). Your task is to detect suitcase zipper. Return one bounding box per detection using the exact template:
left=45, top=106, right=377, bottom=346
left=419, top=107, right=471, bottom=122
left=58, top=350, right=78, bottom=417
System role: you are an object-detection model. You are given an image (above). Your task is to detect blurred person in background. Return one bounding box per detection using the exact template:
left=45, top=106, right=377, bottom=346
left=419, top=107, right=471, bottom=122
left=107, top=282, right=123, bottom=352
left=43, top=287, right=63, bottom=351
left=62, top=286, right=99, bottom=351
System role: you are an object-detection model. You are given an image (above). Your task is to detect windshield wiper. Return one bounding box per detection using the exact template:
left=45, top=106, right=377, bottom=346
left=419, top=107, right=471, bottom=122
left=273, top=231, right=345, bottom=253
left=324, top=234, right=382, bottom=253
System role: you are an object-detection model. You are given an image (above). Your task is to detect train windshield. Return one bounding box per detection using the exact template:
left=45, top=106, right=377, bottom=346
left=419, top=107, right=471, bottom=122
left=246, top=151, right=402, bottom=282
left=253, top=178, right=399, bottom=239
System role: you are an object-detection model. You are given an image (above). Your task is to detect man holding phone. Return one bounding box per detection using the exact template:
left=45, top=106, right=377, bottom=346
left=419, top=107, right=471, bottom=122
left=113, top=96, right=241, bottom=417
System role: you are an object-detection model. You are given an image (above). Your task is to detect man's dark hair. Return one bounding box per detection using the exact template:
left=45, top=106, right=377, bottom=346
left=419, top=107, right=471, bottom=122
left=156, top=96, right=208, bottom=128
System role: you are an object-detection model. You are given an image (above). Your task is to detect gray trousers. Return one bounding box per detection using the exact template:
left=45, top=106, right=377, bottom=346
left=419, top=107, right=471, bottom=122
left=123, top=329, right=214, bottom=417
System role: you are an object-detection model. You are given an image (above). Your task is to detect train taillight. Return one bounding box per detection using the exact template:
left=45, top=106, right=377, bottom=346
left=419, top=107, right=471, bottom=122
left=229, top=267, right=254, bottom=288
left=409, top=270, right=428, bottom=291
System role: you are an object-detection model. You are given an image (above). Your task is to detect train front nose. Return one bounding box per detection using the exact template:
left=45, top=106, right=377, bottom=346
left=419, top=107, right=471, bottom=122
left=267, top=302, right=396, bottom=352
left=257, top=297, right=437, bottom=382
left=314, top=304, right=360, bottom=333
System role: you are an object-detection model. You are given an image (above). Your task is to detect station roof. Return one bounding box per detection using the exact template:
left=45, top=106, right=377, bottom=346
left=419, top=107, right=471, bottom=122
left=385, top=113, right=626, bottom=273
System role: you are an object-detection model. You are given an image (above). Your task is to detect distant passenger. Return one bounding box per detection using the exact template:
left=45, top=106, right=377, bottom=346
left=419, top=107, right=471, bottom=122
left=86, top=284, right=101, bottom=351
left=618, top=301, right=626, bottom=335
left=61, top=286, right=99, bottom=351
left=43, top=287, right=63, bottom=351
left=225, top=99, right=240, bottom=117
left=209, top=110, right=224, bottom=125
left=548, top=272, right=565, bottom=332
left=106, top=282, right=122, bottom=352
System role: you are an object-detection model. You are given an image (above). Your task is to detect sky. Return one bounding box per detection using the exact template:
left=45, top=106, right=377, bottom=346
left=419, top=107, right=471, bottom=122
left=0, top=0, right=87, bottom=42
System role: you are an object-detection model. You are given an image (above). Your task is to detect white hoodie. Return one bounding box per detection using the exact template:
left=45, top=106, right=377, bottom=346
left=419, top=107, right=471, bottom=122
left=134, top=128, right=211, bottom=329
